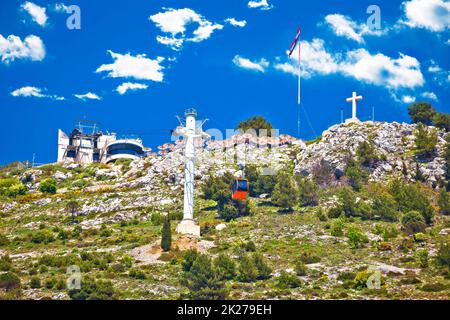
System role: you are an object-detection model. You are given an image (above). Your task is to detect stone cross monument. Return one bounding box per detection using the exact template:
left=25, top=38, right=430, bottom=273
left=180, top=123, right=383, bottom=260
left=345, top=91, right=363, bottom=123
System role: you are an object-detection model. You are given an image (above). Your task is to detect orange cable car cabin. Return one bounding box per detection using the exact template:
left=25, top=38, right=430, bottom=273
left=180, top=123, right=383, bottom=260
left=232, top=178, right=249, bottom=201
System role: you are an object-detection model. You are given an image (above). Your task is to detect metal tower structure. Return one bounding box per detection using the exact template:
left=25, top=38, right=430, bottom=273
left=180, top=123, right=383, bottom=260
left=173, top=108, right=209, bottom=236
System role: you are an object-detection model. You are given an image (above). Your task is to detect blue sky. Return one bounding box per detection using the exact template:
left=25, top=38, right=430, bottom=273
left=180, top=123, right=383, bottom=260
left=0, top=0, right=449, bottom=165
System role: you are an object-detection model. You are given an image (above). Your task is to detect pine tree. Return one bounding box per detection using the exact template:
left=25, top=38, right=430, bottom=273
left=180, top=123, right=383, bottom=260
left=272, top=172, right=297, bottom=211
left=161, top=215, right=171, bottom=252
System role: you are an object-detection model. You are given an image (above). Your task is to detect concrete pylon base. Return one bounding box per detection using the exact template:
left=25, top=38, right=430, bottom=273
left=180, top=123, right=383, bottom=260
left=345, top=118, right=361, bottom=124
left=176, top=219, right=200, bottom=237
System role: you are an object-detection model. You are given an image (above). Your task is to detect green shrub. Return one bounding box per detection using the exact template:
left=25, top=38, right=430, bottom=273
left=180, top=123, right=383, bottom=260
left=356, top=141, right=380, bottom=168
left=213, top=254, right=236, bottom=280
left=237, top=115, right=273, bottom=135
left=151, top=212, right=162, bottom=226
left=129, top=268, right=146, bottom=280
left=353, top=269, right=378, bottom=290
left=161, top=215, right=171, bottom=252
left=438, top=189, right=450, bottom=215
left=182, top=250, right=200, bottom=272
left=202, top=172, right=234, bottom=207
left=0, top=272, right=21, bottom=291
left=39, top=178, right=57, bottom=194
left=238, top=254, right=258, bottom=282
left=416, top=249, right=429, bottom=268
left=294, top=260, right=307, bottom=276
left=182, top=254, right=227, bottom=300
left=121, top=255, right=133, bottom=269
left=414, top=123, right=437, bottom=157
left=401, top=211, right=426, bottom=235
left=219, top=200, right=252, bottom=222
left=344, top=158, right=368, bottom=192
left=99, top=225, right=112, bottom=237
left=31, top=230, right=55, bottom=244
left=0, top=234, right=9, bottom=247
left=0, top=255, right=12, bottom=271
left=316, top=208, right=328, bottom=221
left=276, top=271, right=302, bottom=289
left=433, top=112, right=450, bottom=132
left=371, top=193, right=398, bottom=222
left=389, top=180, right=434, bottom=224
left=347, top=227, right=369, bottom=249
left=44, top=277, right=56, bottom=289
left=68, top=277, right=115, bottom=300
left=436, top=242, right=450, bottom=268
left=240, top=241, right=256, bottom=252
left=297, top=251, right=321, bottom=264
left=0, top=178, right=27, bottom=198
left=253, top=253, right=272, bottom=280
left=272, top=172, right=297, bottom=210
left=295, top=177, right=319, bottom=207
left=408, top=102, right=436, bottom=125
left=330, top=219, right=345, bottom=237
left=29, top=276, right=41, bottom=289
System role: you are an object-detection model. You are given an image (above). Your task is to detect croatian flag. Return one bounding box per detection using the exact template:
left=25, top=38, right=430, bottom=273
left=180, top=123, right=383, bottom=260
left=288, top=27, right=301, bottom=57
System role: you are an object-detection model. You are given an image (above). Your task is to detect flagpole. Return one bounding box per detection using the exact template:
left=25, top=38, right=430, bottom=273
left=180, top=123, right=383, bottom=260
left=297, top=29, right=301, bottom=138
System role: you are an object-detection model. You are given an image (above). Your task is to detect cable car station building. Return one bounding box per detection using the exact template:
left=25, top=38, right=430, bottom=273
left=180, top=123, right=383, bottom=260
left=57, top=121, right=146, bottom=164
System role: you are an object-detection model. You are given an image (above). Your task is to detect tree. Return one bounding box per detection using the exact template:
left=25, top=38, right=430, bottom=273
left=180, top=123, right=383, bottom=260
left=356, top=141, right=379, bottom=168
left=414, top=123, right=438, bottom=157
left=161, top=215, right=172, bottom=252
left=371, top=193, right=398, bottom=222
left=344, top=157, right=368, bottom=192
left=252, top=253, right=272, bottom=280
left=237, top=254, right=258, bottom=282
left=433, top=112, right=450, bottom=132
left=295, top=176, right=319, bottom=207
left=389, top=180, right=434, bottom=224
left=401, top=211, right=426, bottom=234
left=438, top=189, right=450, bottom=216
left=68, top=276, right=115, bottom=300
left=183, top=254, right=227, bottom=300
left=272, top=172, right=297, bottom=211
left=444, top=136, right=450, bottom=190
left=202, top=172, right=234, bottom=208
left=66, top=200, right=80, bottom=221
left=39, top=178, right=57, bottom=194
left=213, top=254, right=236, bottom=280
left=237, top=116, right=273, bottom=136
left=408, top=102, right=436, bottom=125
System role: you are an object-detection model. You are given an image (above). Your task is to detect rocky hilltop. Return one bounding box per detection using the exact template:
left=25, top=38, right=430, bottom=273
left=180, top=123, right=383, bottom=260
left=0, top=120, right=449, bottom=300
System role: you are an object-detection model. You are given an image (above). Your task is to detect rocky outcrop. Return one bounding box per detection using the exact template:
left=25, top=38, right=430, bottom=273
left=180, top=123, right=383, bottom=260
left=294, top=121, right=447, bottom=186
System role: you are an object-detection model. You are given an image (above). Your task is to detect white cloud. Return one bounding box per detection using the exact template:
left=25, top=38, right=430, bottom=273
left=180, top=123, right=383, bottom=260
left=0, top=34, right=45, bottom=63
left=324, top=14, right=386, bottom=43
left=233, top=55, right=269, bottom=73
left=116, top=82, right=148, bottom=95
left=340, top=50, right=424, bottom=89
left=422, top=91, right=438, bottom=101
left=427, top=60, right=449, bottom=85
left=275, top=38, right=339, bottom=78
left=149, top=8, right=223, bottom=50
left=225, top=18, right=247, bottom=28
left=11, top=86, right=64, bottom=100
left=276, top=38, right=424, bottom=90
left=21, top=2, right=48, bottom=26
left=400, top=0, right=450, bottom=32
left=96, top=50, right=165, bottom=82
left=74, top=92, right=101, bottom=100
left=248, top=0, right=273, bottom=10
left=401, top=95, right=416, bottom=103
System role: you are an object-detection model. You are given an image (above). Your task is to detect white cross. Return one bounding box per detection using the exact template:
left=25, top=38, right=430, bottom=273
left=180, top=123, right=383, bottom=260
left=346, top=91, right=363, bottom=120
